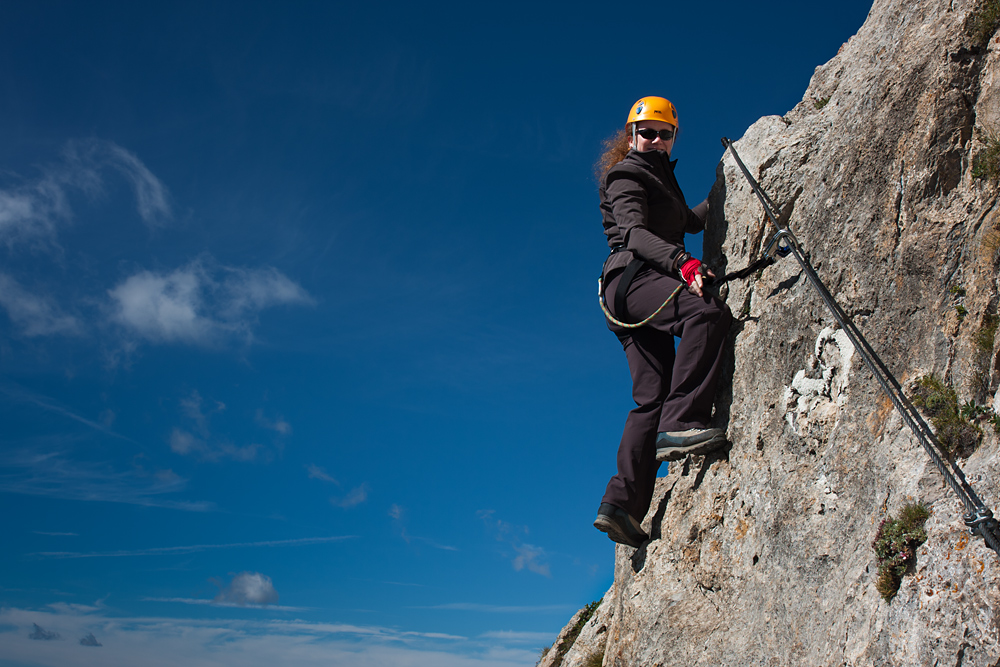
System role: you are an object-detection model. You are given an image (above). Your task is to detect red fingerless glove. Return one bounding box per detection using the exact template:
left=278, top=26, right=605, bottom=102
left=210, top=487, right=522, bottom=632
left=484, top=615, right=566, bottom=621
left=680, top=257, right=702, bottom=286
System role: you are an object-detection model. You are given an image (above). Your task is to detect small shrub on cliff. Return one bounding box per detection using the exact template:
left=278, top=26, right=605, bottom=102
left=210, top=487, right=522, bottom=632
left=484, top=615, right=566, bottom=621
left=972, top=129, right=1000, bottom=180
left=583, top=650, right=605, bottom=667
left=910, top=375, right=982, bottom=456
left=814, top=96, right=831, bottom=109
left=872, top=503, right=930, bottom=602
left=970, top=0, right=1000, bottom=47
left=547, top=599, right=602, bottom=667
left=971, top=312, right=999, bottom=397
left=976, top=313, right=998, bottom=353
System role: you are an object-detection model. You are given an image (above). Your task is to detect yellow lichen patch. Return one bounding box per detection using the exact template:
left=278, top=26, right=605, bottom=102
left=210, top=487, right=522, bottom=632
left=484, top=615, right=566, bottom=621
left=734, top=518, right=751, bottom=540
left=868, top=393, right=894, bottom=436
left=955, top=532, right=969, bottom=551
left=975, top=559, right=985, bottom=574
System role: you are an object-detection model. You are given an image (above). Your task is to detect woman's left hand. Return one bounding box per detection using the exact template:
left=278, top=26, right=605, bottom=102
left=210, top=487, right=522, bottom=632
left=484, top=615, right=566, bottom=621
left=687, top=267, right=715, bottom=298
left=680, top=258, right=715, bottom=297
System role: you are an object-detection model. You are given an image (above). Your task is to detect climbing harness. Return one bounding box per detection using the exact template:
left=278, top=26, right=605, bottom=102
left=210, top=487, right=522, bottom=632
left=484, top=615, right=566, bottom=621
left=598, top=255, right=684, bottom=329
left=597, top=236, right=787, bottom=329
left=722, top=136, right=1000, bottom=557
left=598, top=282, right=684, bottom=329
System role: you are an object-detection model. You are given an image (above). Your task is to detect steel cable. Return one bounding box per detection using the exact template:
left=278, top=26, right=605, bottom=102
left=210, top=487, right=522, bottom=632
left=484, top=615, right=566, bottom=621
left=721, top=137, right=1000, bottom=556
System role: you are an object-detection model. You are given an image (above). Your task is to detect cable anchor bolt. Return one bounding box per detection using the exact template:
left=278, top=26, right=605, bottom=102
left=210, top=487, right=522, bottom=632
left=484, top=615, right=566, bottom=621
left=964, top=507, right=999, bottom=538
left=763, top=229, right=795, bottom=259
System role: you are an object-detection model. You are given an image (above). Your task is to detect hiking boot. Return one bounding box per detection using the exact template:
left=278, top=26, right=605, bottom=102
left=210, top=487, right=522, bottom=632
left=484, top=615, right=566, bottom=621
left=655, top=428, right=726, bottom=462
left=593, top=503, right=648, bottom=549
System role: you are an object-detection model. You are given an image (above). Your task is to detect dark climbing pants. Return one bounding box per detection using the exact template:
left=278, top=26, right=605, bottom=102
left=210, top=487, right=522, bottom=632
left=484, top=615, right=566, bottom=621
left=601, top=266, right=732, bottom=521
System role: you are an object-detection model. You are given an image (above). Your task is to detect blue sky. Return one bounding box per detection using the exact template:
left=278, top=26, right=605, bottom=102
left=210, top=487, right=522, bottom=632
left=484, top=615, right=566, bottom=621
left=0, top=2, right=873, bottom=665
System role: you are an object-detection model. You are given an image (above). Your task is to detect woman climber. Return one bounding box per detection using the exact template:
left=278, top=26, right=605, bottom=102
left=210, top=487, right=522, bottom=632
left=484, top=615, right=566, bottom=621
left=593, top=96, right=733, bottom=549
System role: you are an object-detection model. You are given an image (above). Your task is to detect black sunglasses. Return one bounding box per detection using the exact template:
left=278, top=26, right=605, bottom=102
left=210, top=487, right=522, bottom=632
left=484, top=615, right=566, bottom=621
left=636, top=127, right=675, bottom=141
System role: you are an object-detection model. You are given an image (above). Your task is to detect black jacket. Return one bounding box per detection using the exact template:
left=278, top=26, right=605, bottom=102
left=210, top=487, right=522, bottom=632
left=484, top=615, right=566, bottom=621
left=600, top=149, right=706, bottom=281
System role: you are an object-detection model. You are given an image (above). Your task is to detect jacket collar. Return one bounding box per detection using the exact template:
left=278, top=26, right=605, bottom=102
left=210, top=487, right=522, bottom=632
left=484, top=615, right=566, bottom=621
left=627, top=149, right=677, bottom=173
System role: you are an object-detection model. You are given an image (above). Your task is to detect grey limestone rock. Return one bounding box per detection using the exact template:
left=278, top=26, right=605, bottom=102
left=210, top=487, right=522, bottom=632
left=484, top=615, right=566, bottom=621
left=549, top=0, right=1000, bottom=664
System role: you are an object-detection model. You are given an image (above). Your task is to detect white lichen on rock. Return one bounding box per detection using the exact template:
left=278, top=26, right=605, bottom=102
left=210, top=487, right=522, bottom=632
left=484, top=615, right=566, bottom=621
left=784, top=326, right=856, bottom=435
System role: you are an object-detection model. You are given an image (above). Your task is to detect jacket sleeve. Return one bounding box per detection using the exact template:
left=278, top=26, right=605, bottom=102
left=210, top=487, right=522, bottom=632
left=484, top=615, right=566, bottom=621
left=605, top=173, right=688, bottom=275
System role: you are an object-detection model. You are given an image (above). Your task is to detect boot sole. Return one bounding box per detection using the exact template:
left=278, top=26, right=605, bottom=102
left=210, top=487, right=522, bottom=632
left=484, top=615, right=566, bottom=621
left=593, top=515, right=646, bottom=549
left=655, top=434, right=727, bottom=462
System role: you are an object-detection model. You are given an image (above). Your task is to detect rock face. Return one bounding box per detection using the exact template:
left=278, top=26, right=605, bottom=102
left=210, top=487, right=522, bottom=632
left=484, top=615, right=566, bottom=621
left=548, top=0, right=1000, bottom=665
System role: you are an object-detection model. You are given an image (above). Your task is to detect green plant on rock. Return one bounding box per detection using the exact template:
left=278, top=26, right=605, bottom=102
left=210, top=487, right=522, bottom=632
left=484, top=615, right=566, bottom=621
left=971, top=312, right=999, bottom=398
left=970, top=0, right=1000, bottom=47
left=956, top=304, right=968, bottom=319
left=991, top=413, right=1000, bottom=435
left=872, top=503, right=930, bottom=602
left=582, top=650, right=605, bottom=667
left=973, top=128, right=1000, bottom=180
left=535, top=646, right=550, bottom=666
left=976, top=313, right=998, bottom=353
left=814, top=96, right=831, bottom=109
left=548, top=599, right=602, bottom=667
left=949, top=285, right=967, bottom=296
left=960, top=399, right=992, bottom=421
left=910, top=375, right=982, bottom=456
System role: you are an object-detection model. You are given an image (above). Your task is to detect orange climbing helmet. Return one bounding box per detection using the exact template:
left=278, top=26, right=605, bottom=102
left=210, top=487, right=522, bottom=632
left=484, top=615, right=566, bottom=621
left=626, top=96, right=678, bottom=128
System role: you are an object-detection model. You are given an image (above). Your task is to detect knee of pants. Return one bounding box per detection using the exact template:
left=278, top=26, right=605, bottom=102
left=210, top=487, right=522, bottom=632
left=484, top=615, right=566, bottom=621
left=687, top=297, right=732, bottom=329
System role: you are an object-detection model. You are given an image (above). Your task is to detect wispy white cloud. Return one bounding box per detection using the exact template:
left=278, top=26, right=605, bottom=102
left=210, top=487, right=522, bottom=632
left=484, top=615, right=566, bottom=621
left=169, top=428, right=264, bottom=462
left=389, top=504, right=459, bottom=551
left=307, top=466, right=368, bottom=509
left=47, top=602, right=104, bottom=615
left=415, top=603, right=571, bottom=613
left=0, top=449, right=211, bottom=512
left=107, top=257, right=313, bottom=347
left=0, top=382, right=131, bottom=442
left=168, top=391, right=267, bottom=463
left=478, top=510, right=551, bottom=577
left=0, top=272, right=80, bottom=337
left=306, top=464, right=339, bottom=484
left=33, top=531, right=79, bottom=537
left=478, top=631, right=559, bottom=643
left=257, top=410, right=292, bottom=435
left=32, top=535, right=355, bottom=559
left=90, top=141, right=171, bottom=228
left=331, top=483, right=369, bottom=508
left=214, top=571, right=279, bottom=607
left=0, top=605, right=538, bottom=667
left=179, top=390, right=223, bottom=436
left=511, top=544, right=550, bottom=577
left=0, top=138, right=171, bottom=249
left=141, top=596, right=308, bottom=612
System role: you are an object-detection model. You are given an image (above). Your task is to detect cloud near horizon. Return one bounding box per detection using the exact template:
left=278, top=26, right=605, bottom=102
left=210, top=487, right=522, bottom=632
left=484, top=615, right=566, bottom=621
left=0, top=604, right=538, bottom=667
